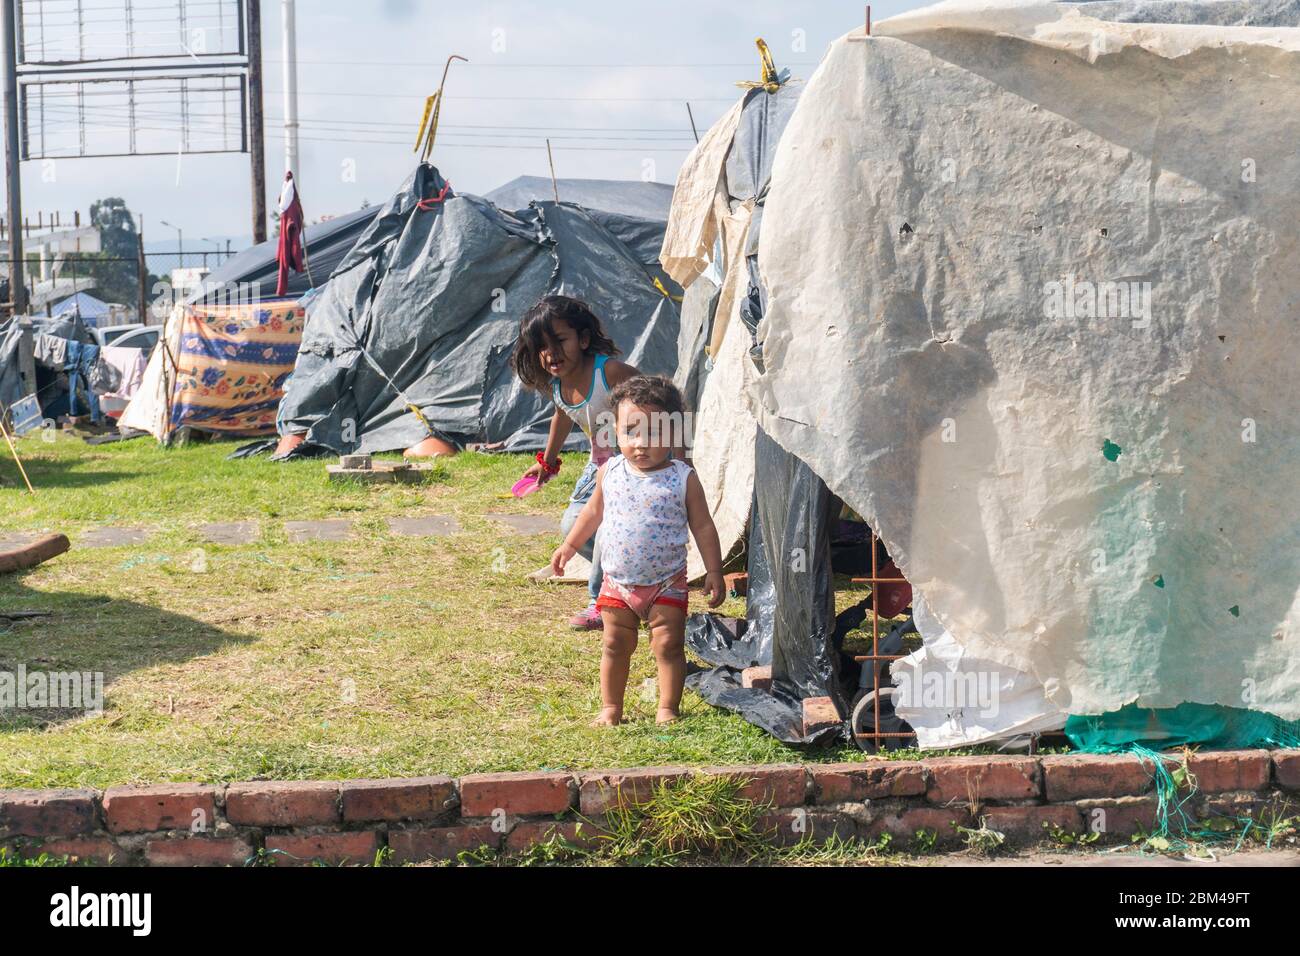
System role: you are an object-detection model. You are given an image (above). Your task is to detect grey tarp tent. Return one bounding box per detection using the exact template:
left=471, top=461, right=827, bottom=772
left=0, top=319, right=27, bottom=416
left=484, top=177, right=674, bottom=224
left=276, top=164, right=682, bottom=454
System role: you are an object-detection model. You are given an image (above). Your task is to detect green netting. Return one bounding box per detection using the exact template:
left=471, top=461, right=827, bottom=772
left=1065, top=704, right=1300, bottom=852
left=1065, top=702, right=1300, bottom=752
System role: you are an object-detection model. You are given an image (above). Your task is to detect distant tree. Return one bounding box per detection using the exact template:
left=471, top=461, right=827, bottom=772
left=74, top=198, right=160, bottom=315
left=89, top=197, right=139, bottom=259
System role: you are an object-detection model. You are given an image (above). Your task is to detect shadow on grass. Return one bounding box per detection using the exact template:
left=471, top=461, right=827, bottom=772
left=0, top=570, right=255, bottom=731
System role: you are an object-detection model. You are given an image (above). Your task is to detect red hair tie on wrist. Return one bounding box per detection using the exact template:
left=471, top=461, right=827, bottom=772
left=536, top=452, right=561, bottom=476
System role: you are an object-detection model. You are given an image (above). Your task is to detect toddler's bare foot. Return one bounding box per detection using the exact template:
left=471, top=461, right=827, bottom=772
left=656, top=707, right=680, bottom=725
left=592, top=707, right=624, bottom=727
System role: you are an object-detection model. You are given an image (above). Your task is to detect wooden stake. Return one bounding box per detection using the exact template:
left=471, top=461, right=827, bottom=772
left=0, top=416, right=34, bottom=493
left=546, top=139, right=560, bottom=203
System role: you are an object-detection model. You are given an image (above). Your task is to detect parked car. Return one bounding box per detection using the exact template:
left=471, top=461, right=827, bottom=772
left=106, top=326, right=159, bottom=352
left=91, top=324, right=145, bottom=349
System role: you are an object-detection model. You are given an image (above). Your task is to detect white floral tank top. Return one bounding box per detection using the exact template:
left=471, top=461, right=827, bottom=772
left=600, top=455, right=692, bottom=586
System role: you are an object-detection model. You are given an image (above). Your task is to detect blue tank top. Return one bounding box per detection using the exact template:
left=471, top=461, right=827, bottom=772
left=552, top=353, right=617, bottom=465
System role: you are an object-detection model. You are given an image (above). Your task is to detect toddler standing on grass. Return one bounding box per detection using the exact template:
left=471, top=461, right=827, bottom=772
left=551, top=375, right=725, bottom=725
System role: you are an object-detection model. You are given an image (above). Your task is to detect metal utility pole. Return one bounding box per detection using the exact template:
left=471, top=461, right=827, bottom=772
left=247, top=0, right=267, bottom=243
left=161, top=220, right=183, bottom=260
left=136, top=233, right=148, bottom=325
left=281, top=0, right=299, bottom=176
left=3, top=0, right=26, bottom=315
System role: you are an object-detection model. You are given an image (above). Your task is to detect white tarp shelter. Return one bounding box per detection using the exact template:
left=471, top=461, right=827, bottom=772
left=752, top=0, right=1300, bottom=726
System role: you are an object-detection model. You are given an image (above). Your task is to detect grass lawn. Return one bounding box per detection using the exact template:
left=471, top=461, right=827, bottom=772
left=0, top=429, right=890, bottom=789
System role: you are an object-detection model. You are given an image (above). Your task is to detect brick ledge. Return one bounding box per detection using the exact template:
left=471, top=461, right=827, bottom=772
left=1, top=750, right=1295, bottom=865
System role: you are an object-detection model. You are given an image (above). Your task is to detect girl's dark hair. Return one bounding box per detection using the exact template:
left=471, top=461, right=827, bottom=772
left=511, top=295, right=620, bottom=392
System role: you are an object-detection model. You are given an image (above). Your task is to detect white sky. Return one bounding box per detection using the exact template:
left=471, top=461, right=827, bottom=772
left=8, top=0, right=928, bottom=248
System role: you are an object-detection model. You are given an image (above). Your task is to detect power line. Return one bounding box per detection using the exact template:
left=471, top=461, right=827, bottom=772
left=33, top=104, right=698, bottom=144
left=261, top=132, right=691, bottom=153
left=262, top=58, right=816, bottom=69
left=265, top=89, right=737, bottom=102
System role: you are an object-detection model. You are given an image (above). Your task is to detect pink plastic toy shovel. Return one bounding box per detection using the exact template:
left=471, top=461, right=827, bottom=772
left=511, top=475, right=542, bottom=498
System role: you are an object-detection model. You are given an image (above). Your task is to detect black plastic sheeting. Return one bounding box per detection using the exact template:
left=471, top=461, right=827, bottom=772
left=275, top=163, right=682, bottom=455
left=686, top=428, right=852, bottom=744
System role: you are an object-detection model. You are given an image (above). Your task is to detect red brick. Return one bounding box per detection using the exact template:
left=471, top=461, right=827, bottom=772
left=225, top=781, right=339, bottom=826
left=460, top=771, right=575, bottom=818
left=341, top=776, right=456, bottom=823
left=102, top=784, right=219, bottom=834
left=578, top=767, right=691, bottom=815
left=265, top=831, right=379, bottom=866
left=811, top=762, right=927, bottom=802
left=1186, top=750, right=1270, bottom=793
left=982, top=804, right=1082, bottom=843
left=1200, top=793, right=1274, bottom=823
left=37, top=837, right=123, bottom=865
left=1042, top=754, right=1154, bottom=801
left=506, top=819, right=608, bottom=854
left=0, top=789, right=97, bottom=836
left=868, top=806, right=972, bottom=842
left=741, top=666, right=772, bottom=692
left=724, top=572, right=748, bottom=597
left=389, top=825, right=499, bottom=863
left=802, top=696, right=840, bottom=736
left=144, top=837, right=253, bottom=867
left=1075, top=797, right=1160, bottom=840
left=1274, top=750, right=1300, bottom=790
left=924, top=756, right=1040, bottom=804
left=759, top=809, right=858, bottom=847
left=700, top=765, right=807, bottom=807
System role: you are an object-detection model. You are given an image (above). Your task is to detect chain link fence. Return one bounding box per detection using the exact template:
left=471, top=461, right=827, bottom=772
left=4, top=249, right=237, bottom=325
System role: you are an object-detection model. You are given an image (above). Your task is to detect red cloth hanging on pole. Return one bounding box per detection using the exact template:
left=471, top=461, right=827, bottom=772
left=276, top=171, right=306, bottom=297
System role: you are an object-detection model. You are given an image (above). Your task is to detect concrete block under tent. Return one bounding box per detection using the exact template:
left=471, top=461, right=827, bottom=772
left=674, top=0, right=1300, bottom=751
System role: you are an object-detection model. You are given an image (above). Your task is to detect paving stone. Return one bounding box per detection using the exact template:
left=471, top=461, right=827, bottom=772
left=199, top=521, right=259, bottom=545
left=484, top=514, right=556, bottom=536
left=387, top=516, right=461, bottom=537
left=78, top=527, right=150, bottom=548
left=284, top=519, right=354, bottom=542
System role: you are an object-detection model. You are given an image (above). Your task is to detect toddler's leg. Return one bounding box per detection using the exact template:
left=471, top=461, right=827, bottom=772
left=647, top=604, right=687, bottom=724
left=595, top=606, right=639, bottom=725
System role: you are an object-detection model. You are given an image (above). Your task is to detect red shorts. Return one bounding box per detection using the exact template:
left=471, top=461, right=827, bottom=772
left=595, top=572, right=689, bottom=622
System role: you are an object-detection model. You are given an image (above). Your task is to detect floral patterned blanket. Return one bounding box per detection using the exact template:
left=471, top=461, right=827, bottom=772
left=169, top=300, right=304, bottom=435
